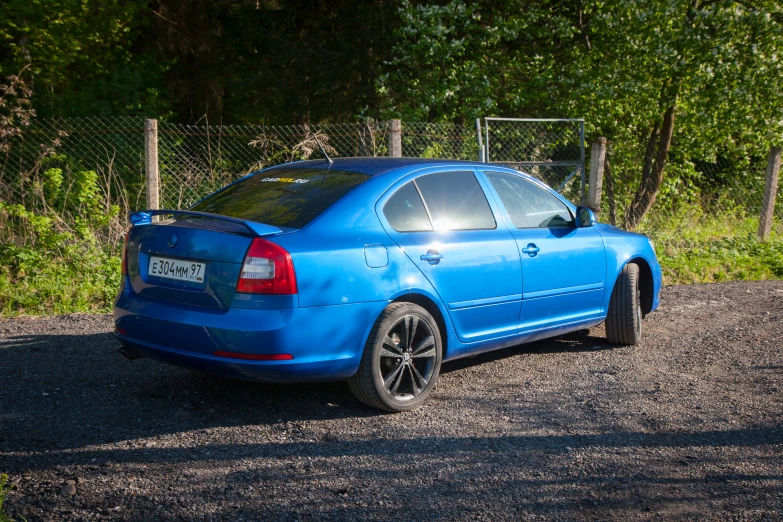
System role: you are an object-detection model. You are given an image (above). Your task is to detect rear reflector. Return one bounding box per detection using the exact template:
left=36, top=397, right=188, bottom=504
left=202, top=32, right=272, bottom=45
left=115, top=327, right=127, bottom=335
left=213, top=350, right=294, bottom=361
left=236, top=238, right=297, bottom=294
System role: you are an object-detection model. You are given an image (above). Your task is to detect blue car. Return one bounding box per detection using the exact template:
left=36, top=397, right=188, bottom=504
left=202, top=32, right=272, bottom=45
left=114, top=158, right=661, bottom=412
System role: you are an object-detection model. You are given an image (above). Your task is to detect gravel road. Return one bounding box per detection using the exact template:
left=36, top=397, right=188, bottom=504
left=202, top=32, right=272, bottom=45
left=1, top=281, right=782, bottom=521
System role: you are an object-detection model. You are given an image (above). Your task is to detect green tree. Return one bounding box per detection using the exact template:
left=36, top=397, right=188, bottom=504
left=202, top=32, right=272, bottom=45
left=381, top=0, right=783, bottom=227
left=0, top=0, right=171, bottom=117
left=575, top=0, right=783, bottom=228
left=377, top=0, right=578, bottom=122
left=155, top=0, right=398, bottom=124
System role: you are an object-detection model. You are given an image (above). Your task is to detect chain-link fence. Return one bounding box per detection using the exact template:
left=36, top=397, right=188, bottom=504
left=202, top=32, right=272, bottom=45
left=155, top=119, right=585, bottom=209
left=483, top=118, right=585, bottom=204
left=0, top=117, right=145, bottom=246
left=0, top=117, right=589, bottom=212
left=1, top=116, right=780, bottom=243
left=0, top=117, right=145, bottom=208
left=157, top=121, right=395, bottom=208
left=599, top=142, right=783, bottom=235
left=400, top=122, right=479, bottom=161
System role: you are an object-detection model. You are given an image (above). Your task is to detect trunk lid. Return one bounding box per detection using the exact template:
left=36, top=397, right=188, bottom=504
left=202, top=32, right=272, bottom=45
left=126, top=216, right=260, bottom=310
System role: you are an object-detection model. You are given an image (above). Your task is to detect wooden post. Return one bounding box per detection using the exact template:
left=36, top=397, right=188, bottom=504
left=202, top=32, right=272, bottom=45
left=389, top=119, right=402, bottom=158
left=758, top=146, right=781, bottom=241
left=144, top=118, right=160, bottom=210
left=587, top=137, right=606, bottom=214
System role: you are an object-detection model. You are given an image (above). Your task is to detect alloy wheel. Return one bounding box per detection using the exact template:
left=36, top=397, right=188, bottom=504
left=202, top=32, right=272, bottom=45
left=378, top=315, right=437, bottom=402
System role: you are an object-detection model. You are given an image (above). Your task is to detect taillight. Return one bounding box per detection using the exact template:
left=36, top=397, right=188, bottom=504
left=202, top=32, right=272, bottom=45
left=121, top=230, right=131, bottom=275
left=237, top=238, right=297, bottom=294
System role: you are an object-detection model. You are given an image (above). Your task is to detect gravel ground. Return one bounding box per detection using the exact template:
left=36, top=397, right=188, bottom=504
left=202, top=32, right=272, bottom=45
left=1, top=281, right=782, bottom=521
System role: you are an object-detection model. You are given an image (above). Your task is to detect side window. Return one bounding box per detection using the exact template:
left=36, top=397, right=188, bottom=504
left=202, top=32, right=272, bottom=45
left=383, top=181, right=433, bottom=232
left=414, top=171, right=496, bottom=230
left=484, top=172, right=574, bottom=228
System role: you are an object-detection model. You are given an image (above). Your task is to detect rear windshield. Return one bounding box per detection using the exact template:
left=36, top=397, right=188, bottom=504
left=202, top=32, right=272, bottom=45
left=190, top=168, right=369, bottom=229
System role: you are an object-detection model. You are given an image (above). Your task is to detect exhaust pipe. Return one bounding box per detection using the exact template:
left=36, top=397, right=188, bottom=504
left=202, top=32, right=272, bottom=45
left=118, top=346, right=145, bottom=360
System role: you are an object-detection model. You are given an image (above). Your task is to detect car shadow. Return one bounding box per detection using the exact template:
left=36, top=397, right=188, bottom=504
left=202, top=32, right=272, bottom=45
left=441, top=326, right=614, bottom=374
left=0, top=325, right=612, bottom=455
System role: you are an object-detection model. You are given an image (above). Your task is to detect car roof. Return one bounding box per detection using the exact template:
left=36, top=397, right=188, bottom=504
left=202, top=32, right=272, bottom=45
left=262, top=157, right=576, bottom=210
left=265, top=157, right=489, bottom=177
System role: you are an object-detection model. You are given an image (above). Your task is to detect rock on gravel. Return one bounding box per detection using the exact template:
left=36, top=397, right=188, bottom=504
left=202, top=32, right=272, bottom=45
left=1, top=281, right=782, bottom=521
left=60, top=480, right=76, bottom=498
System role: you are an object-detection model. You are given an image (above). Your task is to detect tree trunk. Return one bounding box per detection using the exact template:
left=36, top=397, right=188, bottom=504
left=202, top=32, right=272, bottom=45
left=623, top=104, right=676, bottom=230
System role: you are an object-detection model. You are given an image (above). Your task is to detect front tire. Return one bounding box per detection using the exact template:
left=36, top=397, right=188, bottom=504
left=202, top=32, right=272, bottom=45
left=349, top=302, right=442, bottom=412
left=606, top=262, right=642, bottom=345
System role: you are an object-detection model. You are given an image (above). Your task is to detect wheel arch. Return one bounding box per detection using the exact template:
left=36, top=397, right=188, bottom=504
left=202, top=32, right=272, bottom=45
left=627, top=257, right=654, bottom=315
left=390, top=293, right=450, bottom=359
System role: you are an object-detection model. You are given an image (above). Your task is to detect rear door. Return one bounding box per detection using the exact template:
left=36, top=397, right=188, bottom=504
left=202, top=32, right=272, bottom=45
left=481, top=170, right=607, bottom=332
left=378, top=169, right=522, bottom=343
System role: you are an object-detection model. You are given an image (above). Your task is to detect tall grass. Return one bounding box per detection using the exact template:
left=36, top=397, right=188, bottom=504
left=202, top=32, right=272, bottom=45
left=639, top=207, right=783, bottom=284
left=0, top=163, right=133, bottom=315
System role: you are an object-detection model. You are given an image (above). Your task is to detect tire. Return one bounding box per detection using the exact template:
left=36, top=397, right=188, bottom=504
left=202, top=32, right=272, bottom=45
left=605, top=262, right=643, bottom=345
left=349, top=302, right=442, bottom=412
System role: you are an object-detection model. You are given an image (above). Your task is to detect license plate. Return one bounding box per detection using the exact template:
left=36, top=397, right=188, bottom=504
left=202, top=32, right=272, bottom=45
left=149, top=256, right=206, bottom=283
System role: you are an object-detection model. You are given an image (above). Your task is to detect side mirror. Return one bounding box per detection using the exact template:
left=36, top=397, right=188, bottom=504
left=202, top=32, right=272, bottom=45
left=576, top=207, right=596, bottom=228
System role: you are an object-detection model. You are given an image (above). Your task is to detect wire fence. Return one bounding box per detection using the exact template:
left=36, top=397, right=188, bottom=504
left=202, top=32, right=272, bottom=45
left=599, top=142, right=783, bottom=234
left=1, top=116, right=780, bottom=242
left=0, top=117, right=145, bottom=210
left=157, top=121, right=397, bottom=208
left=483, top=118, right=585, bottom=204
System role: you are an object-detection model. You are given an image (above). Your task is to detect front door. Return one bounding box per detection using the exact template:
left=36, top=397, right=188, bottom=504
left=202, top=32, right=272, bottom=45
left=481, top=170, right=607, bottom=332
left=378, top=170, right=523, bottom=343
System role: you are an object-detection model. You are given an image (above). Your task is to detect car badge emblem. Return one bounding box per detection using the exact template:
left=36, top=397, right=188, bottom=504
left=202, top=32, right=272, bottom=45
left=168, top=233, right=178, bottom=247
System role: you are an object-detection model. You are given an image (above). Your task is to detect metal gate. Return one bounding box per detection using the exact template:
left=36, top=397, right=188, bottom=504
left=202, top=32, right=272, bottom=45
left=476, top=118, right=585, bottom=205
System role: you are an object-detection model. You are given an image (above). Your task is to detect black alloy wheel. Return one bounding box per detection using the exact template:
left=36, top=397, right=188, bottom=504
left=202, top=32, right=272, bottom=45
left=349, top=302, right=442, bottom=412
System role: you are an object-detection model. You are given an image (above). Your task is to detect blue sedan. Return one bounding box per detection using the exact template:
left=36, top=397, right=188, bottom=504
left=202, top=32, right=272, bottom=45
left=114, top=158, right=661, bottom=412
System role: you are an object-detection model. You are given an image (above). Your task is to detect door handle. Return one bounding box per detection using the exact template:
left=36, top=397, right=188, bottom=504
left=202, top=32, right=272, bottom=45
left=420, top=249, right=443, bottom=265
left=521, top=243, right=540, bottom=257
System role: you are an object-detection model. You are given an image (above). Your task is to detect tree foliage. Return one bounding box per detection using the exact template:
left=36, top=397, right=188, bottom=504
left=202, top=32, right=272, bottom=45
left=1, top=0, right=782, bottom=225
left=0, top=0, right=396, bottom=124
left=382, top=0, right=783, bottom=226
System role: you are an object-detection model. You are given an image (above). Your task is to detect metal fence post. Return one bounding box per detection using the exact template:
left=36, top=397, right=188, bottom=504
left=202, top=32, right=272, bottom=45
left=476, top=118, right=485, bottom=162
left=389, top=119, right=402, bottom=157
left=587, top=137, right=606, bottom=215
left=145, top=118, right=160, bottom=210
left=758, top=146, right=781, bottom=241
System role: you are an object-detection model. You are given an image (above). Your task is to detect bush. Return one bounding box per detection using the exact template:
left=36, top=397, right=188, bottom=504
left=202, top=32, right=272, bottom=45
left=641, top=210, right=783, bottom=285
left=0, top=165, right=126, bottom=315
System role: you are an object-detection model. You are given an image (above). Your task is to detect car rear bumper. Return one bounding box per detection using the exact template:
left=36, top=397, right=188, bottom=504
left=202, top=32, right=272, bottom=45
left=113, top=289, right=385, bottom=382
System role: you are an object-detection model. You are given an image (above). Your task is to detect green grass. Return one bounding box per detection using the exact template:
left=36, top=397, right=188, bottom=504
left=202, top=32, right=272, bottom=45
left=0, top=202, right=780, bottom=316
left=0, top=474, right=16, bottom=522
left=0, top=242, right=121, bottom=316
left=641, top=214, right=783, bottom=285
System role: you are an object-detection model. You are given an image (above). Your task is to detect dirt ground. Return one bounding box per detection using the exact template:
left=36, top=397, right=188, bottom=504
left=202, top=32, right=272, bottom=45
left=1, top=280, right=782, bottom=521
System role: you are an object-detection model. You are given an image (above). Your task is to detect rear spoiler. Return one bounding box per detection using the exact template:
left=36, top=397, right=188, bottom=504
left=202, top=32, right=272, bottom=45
left=128, top=210, right=283, bottom=237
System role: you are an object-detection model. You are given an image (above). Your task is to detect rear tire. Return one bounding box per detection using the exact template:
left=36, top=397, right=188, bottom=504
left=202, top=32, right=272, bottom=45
left=349, top=302, right=442, bottom=412
left=606, top=262, right=642, bottom=345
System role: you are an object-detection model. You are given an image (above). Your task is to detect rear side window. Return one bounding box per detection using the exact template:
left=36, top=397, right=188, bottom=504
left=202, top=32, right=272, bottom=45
left=190, top=168, right=369, bottom=229
left=484, top=171, right=573, bottom=228
left=415, top=171, right=496, bottom=230
left=383, top=182, right=433, bottom=232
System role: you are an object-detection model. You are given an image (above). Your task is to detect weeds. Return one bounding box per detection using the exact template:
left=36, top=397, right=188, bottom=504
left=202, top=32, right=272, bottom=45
left=641, top=210, right=783, bottom=285
left=0, top=474, right=16, bottom=522
left=0, top=175, right=126, bottom=315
